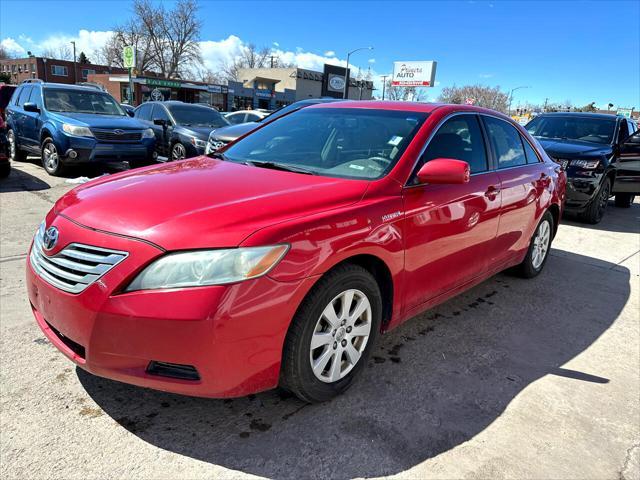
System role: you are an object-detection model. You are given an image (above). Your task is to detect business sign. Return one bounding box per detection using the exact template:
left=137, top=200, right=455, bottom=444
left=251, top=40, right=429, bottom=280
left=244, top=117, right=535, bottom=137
left=146, top=78, right=182, bottom=89
left=255, top=90, right=274, bottom=98
left=392, top=61, right=437, bottom=87
left=616, top=107, right=633, bottom=118
left=150, top=88, right=164, bottom=101
left=465, top=98, right=475, bottom=105
left=122, top=46, right=136, bottom=69
left=322, top=64, right=350, bottom=98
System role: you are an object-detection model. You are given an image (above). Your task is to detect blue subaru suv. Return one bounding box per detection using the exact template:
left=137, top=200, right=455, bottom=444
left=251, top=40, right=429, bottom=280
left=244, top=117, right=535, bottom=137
left=6, top=80, right=155, bottom=176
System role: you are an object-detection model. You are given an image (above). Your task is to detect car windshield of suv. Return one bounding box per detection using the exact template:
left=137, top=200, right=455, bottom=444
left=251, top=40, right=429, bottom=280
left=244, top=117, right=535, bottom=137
left=168, top=105, right=229, bottom=128
left=44, top=89, right=125, bottom=116
left=526, top=116, right=616, bottom=145
left=222, top=108, right=428, bottom=180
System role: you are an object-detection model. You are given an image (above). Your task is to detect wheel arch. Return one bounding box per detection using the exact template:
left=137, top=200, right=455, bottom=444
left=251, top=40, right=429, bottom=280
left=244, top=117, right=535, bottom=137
left=547, top=203, right=560, bottom=238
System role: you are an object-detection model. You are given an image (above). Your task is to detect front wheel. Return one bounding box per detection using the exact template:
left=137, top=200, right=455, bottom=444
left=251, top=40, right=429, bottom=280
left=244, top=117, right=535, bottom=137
left=515, top=211, right=554, bottom=278
left=281, top=264, right=382, bottom=403
left=171, top=142, right=187, bottom=161
left=41, top=138, right=67, bottom=176
left=581, top=178, right=610, bottom=224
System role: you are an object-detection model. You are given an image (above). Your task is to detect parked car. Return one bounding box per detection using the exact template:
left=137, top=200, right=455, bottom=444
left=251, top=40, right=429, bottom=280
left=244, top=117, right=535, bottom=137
left=134, top=101, right=229, bottom=160
left=0, top=116, right=9, bottom=178
left=224, top=109, right=270, bottom=125
left=27, top=102, right=565, bottom=403
left=205, top=98, right=343, bottom=153
left=526, top=112, right=639, bottom=221
left=6, top=80, right=156, bottom=176
left=120, top=103, right=135, bottom=117
left=0, top=83, right=17, bottom=119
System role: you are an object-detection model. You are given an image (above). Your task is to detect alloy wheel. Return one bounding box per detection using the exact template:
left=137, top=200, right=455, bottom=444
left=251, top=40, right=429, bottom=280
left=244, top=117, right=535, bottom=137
left=309, top=289, right=372, bottom=383
left=531, top=219, right=551, bottom=270
left=43, top=142, right=59, bottom=172
left=8, top=131, right=16, bottom=161
left=172, top=143, right=186, bottom=160
left=596, top=181, right=610, bottom=220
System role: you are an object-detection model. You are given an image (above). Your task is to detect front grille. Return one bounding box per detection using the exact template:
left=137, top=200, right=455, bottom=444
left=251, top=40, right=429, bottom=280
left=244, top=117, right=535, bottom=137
left=147, top=361, right=200, bottom=381
left=207, top=139, right=227, bottom=152
left=92, top=129, right=142, bottom=142
left=30, top=227, right=128, bottom=294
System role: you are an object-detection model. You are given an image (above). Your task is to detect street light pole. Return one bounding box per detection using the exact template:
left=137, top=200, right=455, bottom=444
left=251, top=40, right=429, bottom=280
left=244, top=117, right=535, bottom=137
left=70, top=41, right=77, bottom=84
left=508, top=85, right=529, bottom=115
left=381, top=75, right=389, bottom=100
left=342, top=46, right=373, bottom=100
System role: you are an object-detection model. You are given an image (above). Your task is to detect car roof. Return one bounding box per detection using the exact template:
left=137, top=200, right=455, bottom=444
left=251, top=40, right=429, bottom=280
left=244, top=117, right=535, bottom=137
left=39, top=82, right=106, bottom=92
left=535, top=111, right=620, bottom=120
left=308, top=100, right=508, bottom=116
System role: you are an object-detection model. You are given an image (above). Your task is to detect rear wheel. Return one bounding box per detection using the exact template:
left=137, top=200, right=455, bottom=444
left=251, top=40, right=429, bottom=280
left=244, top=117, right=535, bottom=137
left=515, top=211, right=554, bottom=278
left=581, top=178, right=610, bottom=224
left=41, top=138, right=67, bottom=176
left=281, top=264, right=382, bottom=403
left=0, top=162, right=10, bottom=178
left=7, top=130, right=27, bottom=162
left=614, top=193, right=635, bottom=208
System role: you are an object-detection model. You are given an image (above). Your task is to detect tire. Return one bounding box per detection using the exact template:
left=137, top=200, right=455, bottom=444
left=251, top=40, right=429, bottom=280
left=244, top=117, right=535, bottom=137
left=580, top=177, right=610, bottom=224
left=614, top=193, right=635, bottom=208
left=41, top=138, right=67, bottom=176
left=7, top=129, right=27, bottom=162
left=280, top=264, right=382, bottom=403
left=0, top=162, right=10, bottom=178
left=515, top=211, right=554, bottom=279
left=170, top=142, right=187, bottom=161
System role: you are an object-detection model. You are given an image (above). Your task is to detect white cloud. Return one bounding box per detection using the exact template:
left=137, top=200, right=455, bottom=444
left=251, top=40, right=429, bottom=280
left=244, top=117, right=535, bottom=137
left=1, top=37, right=26, bottom=56
left=478, top=73, right=494, bottom=79
left=272, top=41, right=279, bottom=47
left=324, top=50, right=335, bottom=57
left=368, top=58, right=376, bottom=64
left=199, top=35, right=244, bottom=70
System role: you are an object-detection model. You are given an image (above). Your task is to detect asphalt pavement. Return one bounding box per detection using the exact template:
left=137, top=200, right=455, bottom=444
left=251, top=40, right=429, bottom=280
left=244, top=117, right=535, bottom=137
left=1, top=160, right=638, bottom=480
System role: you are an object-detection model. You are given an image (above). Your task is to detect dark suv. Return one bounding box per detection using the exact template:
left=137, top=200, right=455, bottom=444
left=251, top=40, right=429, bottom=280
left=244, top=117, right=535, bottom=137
left=526, top=112, right=639, bottom=223
left=6, top=80, right=155, bottom=176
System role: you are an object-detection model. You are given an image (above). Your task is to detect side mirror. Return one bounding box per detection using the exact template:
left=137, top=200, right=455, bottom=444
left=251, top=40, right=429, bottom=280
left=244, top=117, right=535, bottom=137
left=416, top=158, right=470, bottom=184
left=153, top=119, right=167, bottom=127
left=126, top=110, right=134, bottom=117
left=23, top=102, right=40, bottom=113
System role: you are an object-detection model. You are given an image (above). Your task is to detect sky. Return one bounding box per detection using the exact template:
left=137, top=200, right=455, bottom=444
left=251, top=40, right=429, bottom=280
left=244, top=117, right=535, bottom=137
left=1, top=0, right=639, bottom=110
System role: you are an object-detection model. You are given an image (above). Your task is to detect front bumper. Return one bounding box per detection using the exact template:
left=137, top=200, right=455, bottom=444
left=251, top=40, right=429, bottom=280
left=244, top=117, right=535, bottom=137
left=27, top=214, right=316, bottom=398
left=55, top=133, right=155, bottom=165
left=563, top=172, right=605, bottom=211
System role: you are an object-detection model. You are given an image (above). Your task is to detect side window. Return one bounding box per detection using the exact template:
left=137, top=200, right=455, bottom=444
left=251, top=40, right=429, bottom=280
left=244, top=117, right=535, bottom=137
left=10, top=86, right=23, bottom=106
left=618, top=119, right=629, bottom=144
left=15, top=86, right=32, bottom=107
left=522, top=136, right=540, bottom=164
left=417, top=114, right=488, bottom=180
left=135, top=103, right=152, bottom=121
left=227, top=113, right=245, bottom=124
left=484, top=116, right=527, bottom=169
left=245, top=113, right=260, bottom=122
left=151, top=105, right=171, bottom=124
left=630, top=121, right=638, bottom=136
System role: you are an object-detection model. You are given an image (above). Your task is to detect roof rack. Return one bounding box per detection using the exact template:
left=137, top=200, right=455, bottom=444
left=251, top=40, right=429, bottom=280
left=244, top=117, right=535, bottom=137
left=75, top=82, right=106, bottom=91
left=20, top=79, right=44, bottom=84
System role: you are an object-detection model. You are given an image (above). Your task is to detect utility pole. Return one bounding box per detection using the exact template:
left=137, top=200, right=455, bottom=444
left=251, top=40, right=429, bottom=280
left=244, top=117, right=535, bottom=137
left=381, top=75, right=389, bottom=100
left=269, top=55, right=277, bottom=68
left=70, top=41, right=77, bottom=84
left=543, top=97, right=549, bottom=112
left=343, top=46, right=373, bottom=99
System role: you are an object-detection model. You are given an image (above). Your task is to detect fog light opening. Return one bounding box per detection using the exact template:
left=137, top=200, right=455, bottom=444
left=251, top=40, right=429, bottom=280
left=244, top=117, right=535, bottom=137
left=66, top=149, right=78, bottom=159
left=146, top=361, right=200, bottom=381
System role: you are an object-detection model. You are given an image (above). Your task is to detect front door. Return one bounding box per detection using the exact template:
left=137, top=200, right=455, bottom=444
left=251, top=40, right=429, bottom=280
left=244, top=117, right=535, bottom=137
left=402, top=113, right=502, bottom=310
left=150, top=104, right=172, bottom=158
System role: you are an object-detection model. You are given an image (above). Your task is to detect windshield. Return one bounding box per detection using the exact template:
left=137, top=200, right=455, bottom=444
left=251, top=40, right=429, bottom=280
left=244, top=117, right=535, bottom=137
left=168, top=105, right=229, bottom=127
left=526, top=116, right=616, bottom=145
left=44, top=89, right=125, bottom=116
left=222, top=108, right=428, bottom=180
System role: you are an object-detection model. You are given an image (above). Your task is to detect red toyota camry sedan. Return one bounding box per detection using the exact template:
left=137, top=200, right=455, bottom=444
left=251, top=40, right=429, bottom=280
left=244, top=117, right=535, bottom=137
left=27, top=102, right=566, bottom=403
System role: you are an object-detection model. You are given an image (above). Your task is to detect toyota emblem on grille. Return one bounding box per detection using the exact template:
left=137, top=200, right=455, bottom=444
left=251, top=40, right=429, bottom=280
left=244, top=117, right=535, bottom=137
left=114, top=129, right=125, bottom=135
left=43, top=227, right=59, bottom=250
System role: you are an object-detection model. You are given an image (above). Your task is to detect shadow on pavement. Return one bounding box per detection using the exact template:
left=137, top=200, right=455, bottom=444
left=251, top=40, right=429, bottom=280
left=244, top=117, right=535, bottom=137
left=0, top=166, right=50, bottom=193
left=79, top=250, right=630, bottom=479
left=562, top=200, right=640, bottom=234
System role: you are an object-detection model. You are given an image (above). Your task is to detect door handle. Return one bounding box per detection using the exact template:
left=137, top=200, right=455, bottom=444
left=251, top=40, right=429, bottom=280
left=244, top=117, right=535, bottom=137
left=484, top=185, right=501, bottom=199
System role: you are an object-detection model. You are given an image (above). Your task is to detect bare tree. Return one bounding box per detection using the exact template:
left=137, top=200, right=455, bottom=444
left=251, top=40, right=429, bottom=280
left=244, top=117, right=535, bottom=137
left=439, top=84, right=509, bottom=112
left=218, top=44, right=295, bottom=81
left=0, top=44, right=12, bottom=60
left=41, top=44, right=72, bottom=60
left=134, top=0, right=202, bottom=78
left=384, top=79, right=427, bottom=102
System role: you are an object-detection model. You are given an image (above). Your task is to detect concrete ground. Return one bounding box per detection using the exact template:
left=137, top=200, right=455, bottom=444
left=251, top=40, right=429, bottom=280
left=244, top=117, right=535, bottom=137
left=1, top=160, right=639, bottom=480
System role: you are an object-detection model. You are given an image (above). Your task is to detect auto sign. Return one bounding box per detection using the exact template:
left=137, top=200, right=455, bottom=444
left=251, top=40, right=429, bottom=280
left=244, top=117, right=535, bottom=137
left=392, top=61, right=437, bottom=87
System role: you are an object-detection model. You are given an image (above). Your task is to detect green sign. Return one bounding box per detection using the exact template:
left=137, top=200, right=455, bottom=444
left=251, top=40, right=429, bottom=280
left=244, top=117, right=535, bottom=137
left=146, top=78, right=182, bottom=89
left=122, top=46, right=136, bottom=69
left=616, top=107, right=633, bottom=119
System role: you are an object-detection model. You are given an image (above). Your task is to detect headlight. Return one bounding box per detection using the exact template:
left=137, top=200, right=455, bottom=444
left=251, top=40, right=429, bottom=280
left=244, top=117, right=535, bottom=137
left=570, top=159, right=600, bottom=169
left=190, top=137, right=207, bottom=148
left=125, top=245, right=289, bottom=291
left=62, top=124, right=93, bottom=137
left=142, top=128, right=155, bottom=139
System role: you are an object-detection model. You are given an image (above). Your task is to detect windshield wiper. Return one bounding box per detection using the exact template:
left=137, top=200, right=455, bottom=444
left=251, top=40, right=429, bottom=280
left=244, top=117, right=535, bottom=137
left=246, top=161, right=316, bottom=175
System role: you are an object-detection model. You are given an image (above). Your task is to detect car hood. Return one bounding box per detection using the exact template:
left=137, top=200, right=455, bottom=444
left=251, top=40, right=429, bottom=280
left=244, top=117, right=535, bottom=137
left=211, top=122, right=260, bottom=142
left=177, top=125, right=218, bottom=140
left=54, top=157, right=369, bottom=250
left=536, top=138, right=613, bottom=159
left=53, top=112, right=147, bottom=130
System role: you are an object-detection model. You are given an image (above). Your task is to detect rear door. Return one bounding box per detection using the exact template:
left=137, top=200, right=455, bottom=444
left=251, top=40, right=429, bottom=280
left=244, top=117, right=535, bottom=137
left=150, top=104, right=172, bottom=157
left=481, top=115, right=551, bottom=266
left=402, top=113, right=502, bottom=309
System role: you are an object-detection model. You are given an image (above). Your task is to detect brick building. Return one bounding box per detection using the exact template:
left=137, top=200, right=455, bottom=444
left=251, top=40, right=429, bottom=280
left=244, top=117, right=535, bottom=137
left=0, top=57, right=126, bottom=85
